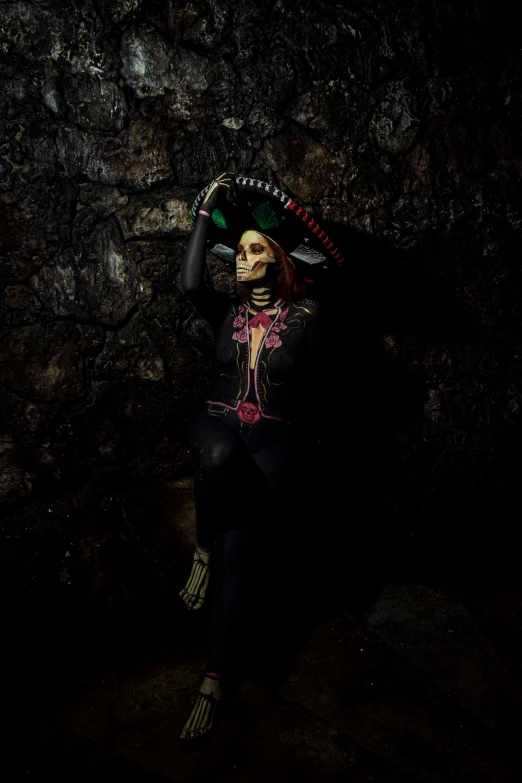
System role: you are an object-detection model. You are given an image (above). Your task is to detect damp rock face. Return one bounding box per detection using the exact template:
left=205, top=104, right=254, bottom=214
left=0, top=321, right=84, bottom=402
left=63, top=75, right=128, bottom=132
left=0, top=1, right=117, bottom=76
left=29, top=218, right=136, bottom=325
left=120, top=26, right=174, bottom=99
left=0, top=0, right=520, bottom=651
left=114, top=187, right=193, bottom=240
left=56, top=119, right=172, bottom=191
left=0, top=436, right=29, bottom=504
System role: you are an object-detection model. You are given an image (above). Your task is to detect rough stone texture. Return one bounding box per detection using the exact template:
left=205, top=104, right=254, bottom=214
left=0, top=1, right=119, bottom=77
left=364, top=584, right=522, bottom=729
left=56, top=119, right=172, bottom=191
left=0, top=435, right=29, bottom=504
left=115, top=187, right=193, bottom=240
left=30, top=217, right=136, bottom=325
left=280, top=613, right=521, bottom=782
left=63, top=74, right=128, bottom=132
left=0, top=172, right=78, bottom=282
left=0, top=2, right=521, bottom=778
left=174, top=126, right=255, bottom=186
left=260, top=132, right=346, bottom=202
left=0, top=320, right=84, bottom=402
left=120, top=25, right=174, bottom=100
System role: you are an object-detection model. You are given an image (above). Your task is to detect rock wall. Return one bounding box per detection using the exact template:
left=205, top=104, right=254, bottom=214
left=0, top=1, right=520, bottom=631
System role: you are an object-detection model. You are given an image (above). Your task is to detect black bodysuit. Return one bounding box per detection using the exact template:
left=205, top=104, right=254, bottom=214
left=208, top=295, right=318, bottom=421
left=181, top=214, right=319, bottom=687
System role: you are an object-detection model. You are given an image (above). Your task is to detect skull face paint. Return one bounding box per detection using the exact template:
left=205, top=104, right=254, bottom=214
left=236, top=230, right=276, bottom=282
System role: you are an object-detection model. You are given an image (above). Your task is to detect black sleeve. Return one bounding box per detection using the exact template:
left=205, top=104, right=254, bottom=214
left=181, top=212, right=230, bottom=330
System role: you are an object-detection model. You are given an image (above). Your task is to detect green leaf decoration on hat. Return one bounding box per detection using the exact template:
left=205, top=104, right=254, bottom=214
left=211, top=208, right=227, bottom=229
left=252, top=202, right=279, bottom=230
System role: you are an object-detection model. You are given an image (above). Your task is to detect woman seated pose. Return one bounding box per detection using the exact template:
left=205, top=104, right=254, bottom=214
left=178, top=171, right=343, bottom=744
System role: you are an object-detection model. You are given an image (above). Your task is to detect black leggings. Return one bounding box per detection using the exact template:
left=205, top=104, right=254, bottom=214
left=188, top=406, right=295, bottom=684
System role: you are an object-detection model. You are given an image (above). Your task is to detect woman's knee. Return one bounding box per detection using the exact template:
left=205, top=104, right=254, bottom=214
left=189, top=417, right=241, bottom=476
left=200, top=433, right=239, bottom=475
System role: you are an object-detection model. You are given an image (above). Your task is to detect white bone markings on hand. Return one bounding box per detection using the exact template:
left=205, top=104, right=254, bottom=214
left=202, top=172, right=236, bottom=207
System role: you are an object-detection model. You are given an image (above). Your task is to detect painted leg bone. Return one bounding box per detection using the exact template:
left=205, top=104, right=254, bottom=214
left=179, top=675, right=221, bottom=741
left=179, top=545, right=211, bottom=610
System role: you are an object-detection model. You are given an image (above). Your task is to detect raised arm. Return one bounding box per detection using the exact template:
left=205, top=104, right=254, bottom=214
left=181, top=172, right=236, bottom=329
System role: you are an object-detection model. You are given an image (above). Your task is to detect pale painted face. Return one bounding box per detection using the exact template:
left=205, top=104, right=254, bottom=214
left=236, top=230, right=276, bottom=282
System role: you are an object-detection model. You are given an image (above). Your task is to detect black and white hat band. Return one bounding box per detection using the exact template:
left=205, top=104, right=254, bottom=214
left=190, top=174, right=344, bottom=270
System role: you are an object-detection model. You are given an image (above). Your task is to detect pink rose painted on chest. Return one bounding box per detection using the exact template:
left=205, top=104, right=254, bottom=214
left=272, top=306, right=288, bottom=334
left=269, top=306, right=289, bottom=342
left=232, top=305, right=246, bottom=337
left=265, top=331, right=282, bottom=348
left=232, top=327, right=248, bottom=343
left=231, top=304, right=289, bottom=348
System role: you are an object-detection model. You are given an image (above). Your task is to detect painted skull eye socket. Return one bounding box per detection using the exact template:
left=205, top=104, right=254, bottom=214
left=237, top=243, right=266, bottom=255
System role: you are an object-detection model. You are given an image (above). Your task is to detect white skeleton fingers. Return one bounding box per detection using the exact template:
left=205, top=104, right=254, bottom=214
left=202, top=171, right=235, bottom=205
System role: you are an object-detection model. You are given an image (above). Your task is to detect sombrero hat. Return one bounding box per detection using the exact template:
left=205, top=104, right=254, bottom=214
left=189, top=174, right=344, bottom=280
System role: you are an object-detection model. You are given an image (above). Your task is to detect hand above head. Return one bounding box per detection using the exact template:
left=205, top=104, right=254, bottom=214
left=201, top=171, right=237, bottom=213
left=182, top=170, right=238, bottom=316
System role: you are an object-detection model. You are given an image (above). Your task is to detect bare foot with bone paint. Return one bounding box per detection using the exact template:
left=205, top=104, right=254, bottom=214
left=179, top=675, right=221, bottom=742
left=179, top=545, right=211, bottom=611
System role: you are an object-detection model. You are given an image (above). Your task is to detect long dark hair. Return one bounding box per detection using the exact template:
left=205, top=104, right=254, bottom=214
left=238, top=236, right=306, bottom=304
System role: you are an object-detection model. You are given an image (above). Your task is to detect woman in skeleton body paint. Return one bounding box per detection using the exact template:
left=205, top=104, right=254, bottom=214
left=178, top=171, right=342, bottom=745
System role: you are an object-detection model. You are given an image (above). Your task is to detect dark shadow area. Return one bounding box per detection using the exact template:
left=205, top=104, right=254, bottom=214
left=1, top=474, right=204, bottom=782
left=313, top=219, right=520, bottom=578
left=232, top=220, right=505, bottom=693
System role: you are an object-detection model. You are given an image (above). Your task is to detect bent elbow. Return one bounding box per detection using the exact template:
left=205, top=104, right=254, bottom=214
left=181, top=278, right=202, bottom=304
left=181, top=276, right=196, bottom=295
left=180, top=265, right=199, bottom=295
